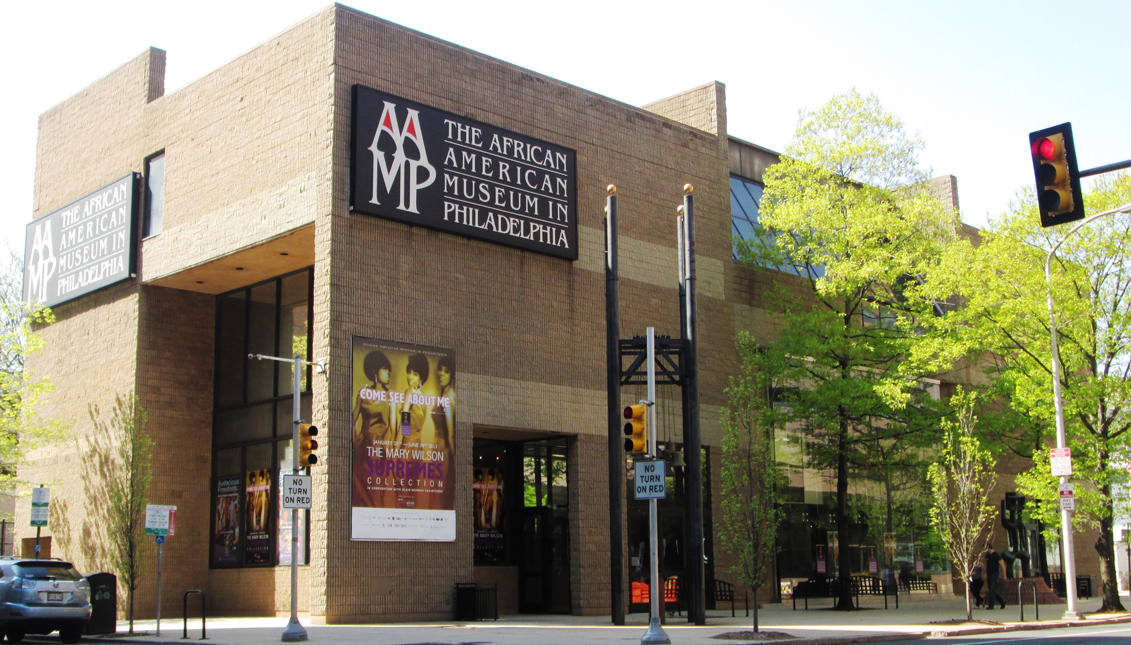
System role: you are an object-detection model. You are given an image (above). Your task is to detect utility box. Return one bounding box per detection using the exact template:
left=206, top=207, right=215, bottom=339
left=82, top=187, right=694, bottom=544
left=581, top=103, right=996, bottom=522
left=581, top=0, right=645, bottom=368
left=84, top=572, right=117, bottom=635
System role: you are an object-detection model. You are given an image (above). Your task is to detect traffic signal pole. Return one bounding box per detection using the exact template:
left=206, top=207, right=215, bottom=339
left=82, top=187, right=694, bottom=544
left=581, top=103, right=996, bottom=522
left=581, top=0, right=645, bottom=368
left=1043, top=202, right=1131, bottom=621
left=249, top=352, right=326, bottom=642
left=285, top=353, right=306, bottom=642
left=641, top=328, right=669, bottom=645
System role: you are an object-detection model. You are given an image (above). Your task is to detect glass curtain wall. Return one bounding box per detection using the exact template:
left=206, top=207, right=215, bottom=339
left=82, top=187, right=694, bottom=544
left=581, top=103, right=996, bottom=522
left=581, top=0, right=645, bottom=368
left=210, top=268, right=313, bottom=568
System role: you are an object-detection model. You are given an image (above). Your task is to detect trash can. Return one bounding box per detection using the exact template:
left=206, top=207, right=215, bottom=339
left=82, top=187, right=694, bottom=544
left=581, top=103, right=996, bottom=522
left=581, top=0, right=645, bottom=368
left=454, top=583, right=498, bottom=621
left=84, top=572, right=117, bottom=635
left=1076, top=575, right=1093, bottom=599
left=454, top=583, right=478, bottom=621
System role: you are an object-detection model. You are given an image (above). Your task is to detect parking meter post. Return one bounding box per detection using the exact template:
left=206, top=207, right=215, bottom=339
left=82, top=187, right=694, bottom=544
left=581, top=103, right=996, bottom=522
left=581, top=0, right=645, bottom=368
left=282, top=354, right=308, bottom=642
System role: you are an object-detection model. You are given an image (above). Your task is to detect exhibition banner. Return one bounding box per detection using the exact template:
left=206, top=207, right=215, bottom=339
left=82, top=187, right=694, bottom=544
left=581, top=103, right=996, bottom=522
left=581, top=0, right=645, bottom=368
left=473, top=466, right=504, bottom=562
left=212, top=476, right=240, bottom=567
left=244, top=468, right=272, bottom=564
left=350, top=85, right=578, bottom=260
left=350, top=336, right=456, bottom=540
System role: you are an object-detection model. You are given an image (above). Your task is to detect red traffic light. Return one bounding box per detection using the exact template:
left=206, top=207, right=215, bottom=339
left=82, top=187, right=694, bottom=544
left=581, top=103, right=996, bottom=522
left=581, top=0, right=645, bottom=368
left=1029, top=123, right=1084, bottom=227
left=1031, top=137, right=1057, bottom=161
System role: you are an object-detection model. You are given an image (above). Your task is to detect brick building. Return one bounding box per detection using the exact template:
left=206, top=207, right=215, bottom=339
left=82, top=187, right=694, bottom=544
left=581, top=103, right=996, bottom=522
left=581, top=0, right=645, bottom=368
left=17, top=3, right=1095, bottom=624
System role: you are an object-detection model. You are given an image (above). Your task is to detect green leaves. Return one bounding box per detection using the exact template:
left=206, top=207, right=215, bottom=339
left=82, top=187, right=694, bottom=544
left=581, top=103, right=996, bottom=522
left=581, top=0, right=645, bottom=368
left=720, top=344, right=781, bottom=602
left=927, top=390, right=997, bottom=620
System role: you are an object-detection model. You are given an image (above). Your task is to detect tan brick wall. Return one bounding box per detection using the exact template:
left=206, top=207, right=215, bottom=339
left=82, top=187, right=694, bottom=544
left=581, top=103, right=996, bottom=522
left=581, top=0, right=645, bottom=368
left=139, top=8, right=334, bottom=282
left=326, top=5, right=732, bottom=622
left=130, top=285, right=216, bottom=617
left=18, top=283, right=139, bottom=597
left=26, top=2, right=775, bottom=624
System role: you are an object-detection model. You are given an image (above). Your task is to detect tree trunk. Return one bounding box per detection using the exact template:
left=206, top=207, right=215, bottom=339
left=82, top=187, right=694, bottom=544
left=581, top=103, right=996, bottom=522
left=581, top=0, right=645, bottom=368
left=965, top=586, right=972, bottom=621
left=1095, top=446, right=1126, bottom=612
left=835, top=410, right=855, bottom=610
left=752, top=588, right=760, bottom=633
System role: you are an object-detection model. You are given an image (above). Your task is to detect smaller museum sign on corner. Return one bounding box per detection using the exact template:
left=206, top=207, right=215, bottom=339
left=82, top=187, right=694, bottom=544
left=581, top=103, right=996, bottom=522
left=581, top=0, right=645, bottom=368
left=23, top=174, right=139, bottom=308
left=350, top=85, right=578, bottom=261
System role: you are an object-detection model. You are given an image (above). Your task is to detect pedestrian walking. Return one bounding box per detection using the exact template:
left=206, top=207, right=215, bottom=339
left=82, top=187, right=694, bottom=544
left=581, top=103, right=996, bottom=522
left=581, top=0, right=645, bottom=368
left=983, top=542, right=1006, bottom=609
left=970, top=564, right=985, bottom=607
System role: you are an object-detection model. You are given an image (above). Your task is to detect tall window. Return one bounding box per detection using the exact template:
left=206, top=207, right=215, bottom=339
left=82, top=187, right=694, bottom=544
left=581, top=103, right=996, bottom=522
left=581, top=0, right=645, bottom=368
left=211, top=269, right=312, bottom=568
left=144, top=152, right=165, bottom=238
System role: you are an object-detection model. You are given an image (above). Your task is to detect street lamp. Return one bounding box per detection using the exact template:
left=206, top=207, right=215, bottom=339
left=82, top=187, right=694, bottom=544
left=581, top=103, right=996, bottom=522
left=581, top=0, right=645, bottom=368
left=1043, top=201, right=1131, bottom=620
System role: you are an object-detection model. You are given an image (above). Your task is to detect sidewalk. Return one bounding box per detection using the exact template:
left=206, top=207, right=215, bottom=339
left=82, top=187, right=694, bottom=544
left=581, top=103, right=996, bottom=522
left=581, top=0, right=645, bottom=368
left=68, top=595, right=1129, bottom=645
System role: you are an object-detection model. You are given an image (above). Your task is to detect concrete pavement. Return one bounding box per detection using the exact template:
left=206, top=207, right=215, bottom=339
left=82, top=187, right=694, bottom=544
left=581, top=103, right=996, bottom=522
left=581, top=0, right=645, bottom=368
left=62, top=595, right=1131, bottom=645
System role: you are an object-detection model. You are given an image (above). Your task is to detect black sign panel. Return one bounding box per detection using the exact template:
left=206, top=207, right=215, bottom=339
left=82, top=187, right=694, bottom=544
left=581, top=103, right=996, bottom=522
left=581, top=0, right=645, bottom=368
left=23, top=174, right=138, bottom=307
left=351, top=85, right=577, bottom=260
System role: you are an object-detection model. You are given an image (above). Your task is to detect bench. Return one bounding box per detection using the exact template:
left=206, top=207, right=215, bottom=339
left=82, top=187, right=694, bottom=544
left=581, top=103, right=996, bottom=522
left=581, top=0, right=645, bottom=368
left=711, top=580, right=748, bottom=617
left=792, top=577, right=901, bottom=610
left=660, top=578, right=748, bottom=617
left=904, top=579, right=938, bottom=593
left=854, top=576, right=899, bottom=609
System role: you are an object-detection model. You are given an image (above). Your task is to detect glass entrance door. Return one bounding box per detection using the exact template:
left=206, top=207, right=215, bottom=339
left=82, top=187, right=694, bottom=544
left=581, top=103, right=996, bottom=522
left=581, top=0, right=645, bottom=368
left=518, top=438, right=571, bottom=613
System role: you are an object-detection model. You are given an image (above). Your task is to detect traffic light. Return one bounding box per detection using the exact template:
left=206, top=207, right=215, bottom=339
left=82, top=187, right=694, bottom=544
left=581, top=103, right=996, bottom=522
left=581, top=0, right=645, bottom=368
left=298, top=423, right=319, bottom=466
left=623, top=404, right=648, bottom=454
left=1029, top=123, right=1084, bottom=227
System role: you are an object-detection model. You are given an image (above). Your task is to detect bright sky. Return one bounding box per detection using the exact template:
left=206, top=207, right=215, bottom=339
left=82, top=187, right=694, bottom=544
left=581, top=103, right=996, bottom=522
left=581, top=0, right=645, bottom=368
left=3, top=1, right=1128, bottom=256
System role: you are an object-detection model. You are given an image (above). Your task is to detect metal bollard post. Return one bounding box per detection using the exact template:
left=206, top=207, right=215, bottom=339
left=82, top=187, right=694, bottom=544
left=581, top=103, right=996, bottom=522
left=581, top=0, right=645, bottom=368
left=1017, top=580, right=1038, bottom=622
left=182, top=590, right=207, bottom=640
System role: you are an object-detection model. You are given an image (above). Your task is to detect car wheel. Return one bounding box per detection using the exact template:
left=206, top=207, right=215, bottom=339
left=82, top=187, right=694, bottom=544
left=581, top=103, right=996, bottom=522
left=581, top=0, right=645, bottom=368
left=7, top=627, right=24, bottom=643
left=59, top=624, right=82, bottom=644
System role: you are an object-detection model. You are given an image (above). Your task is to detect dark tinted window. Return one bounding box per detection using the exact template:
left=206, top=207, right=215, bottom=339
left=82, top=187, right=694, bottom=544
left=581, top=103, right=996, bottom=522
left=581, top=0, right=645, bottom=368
left=14, top=564, right=81, bottom=581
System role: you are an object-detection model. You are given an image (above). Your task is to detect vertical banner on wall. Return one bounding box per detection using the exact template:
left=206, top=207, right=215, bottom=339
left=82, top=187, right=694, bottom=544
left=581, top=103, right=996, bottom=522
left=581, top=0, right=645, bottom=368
left=473, top=467, right=504, bottom=561
left=350, top=336, right=456, bottom=541
left=212, top=476, right=241, bottom=567
left=244, top=468, right=272, bottom=564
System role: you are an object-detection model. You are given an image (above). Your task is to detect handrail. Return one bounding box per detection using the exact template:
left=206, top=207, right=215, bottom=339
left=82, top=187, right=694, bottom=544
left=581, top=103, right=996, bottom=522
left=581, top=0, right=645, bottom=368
left=182, top=590, right=207, bottom=640
left=1018, top=579, right=1039, bottom=622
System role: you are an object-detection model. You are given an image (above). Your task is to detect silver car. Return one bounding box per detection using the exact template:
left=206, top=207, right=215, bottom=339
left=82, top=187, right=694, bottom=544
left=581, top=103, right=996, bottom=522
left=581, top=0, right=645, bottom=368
left=0, top=559, right=91, bottom=643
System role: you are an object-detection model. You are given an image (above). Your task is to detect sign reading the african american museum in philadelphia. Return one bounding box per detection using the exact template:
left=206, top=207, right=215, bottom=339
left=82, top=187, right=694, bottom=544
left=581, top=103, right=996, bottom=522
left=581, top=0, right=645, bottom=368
left=23, top=174, right=137, bottom=307
left=350, top=85, right=578, bottom=260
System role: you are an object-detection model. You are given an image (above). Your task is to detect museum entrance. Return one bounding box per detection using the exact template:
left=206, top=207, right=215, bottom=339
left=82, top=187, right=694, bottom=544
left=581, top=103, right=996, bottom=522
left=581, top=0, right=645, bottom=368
left=472, top=435, right=571, bottom=614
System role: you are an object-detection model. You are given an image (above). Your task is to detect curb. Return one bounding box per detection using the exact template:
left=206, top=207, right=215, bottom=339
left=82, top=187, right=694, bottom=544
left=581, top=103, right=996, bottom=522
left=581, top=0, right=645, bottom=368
left=930, top=613, right=1131, bottom=637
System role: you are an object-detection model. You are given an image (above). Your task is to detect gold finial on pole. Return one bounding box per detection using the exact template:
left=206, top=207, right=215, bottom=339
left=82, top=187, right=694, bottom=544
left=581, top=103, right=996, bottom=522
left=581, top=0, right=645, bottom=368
left=683, top=183, right=694, bottom=195
left=607, top=184, right=617, bottom=195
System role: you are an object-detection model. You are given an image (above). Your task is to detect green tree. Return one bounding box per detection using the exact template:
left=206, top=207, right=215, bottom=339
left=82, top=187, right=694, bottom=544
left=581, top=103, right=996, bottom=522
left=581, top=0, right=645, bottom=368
left=720, top=335, right=781, bottom=633
left=0, top=251, right=64, bottom=486
left=738, top=89, right=960, bottom=609
left=84, top=394, right=153, bottom=633
left=926, top=172, right=1131, bottom=612
left=928, top=389, right=998, bottom=621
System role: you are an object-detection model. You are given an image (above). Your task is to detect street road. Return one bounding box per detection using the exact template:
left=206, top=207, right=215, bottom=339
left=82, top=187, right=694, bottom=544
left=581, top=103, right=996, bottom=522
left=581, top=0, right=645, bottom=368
left=910, top=624, right=1131, bottom=644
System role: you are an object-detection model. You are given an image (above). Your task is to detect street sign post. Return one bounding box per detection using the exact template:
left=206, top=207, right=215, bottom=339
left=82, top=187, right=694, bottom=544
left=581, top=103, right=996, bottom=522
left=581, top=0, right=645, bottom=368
left=30, top=486, right=49, bottom=556
left=1059, top=483, right=1076, bottom=512
left=282, top=475, right=313, bottom=509
left=1050, top=448, right=1073, bottom=477
left=634, top=461, right=666, bottom=500
left=144, top=504, right=175, bottom=636
left=639, top=328, right=669, bottom=645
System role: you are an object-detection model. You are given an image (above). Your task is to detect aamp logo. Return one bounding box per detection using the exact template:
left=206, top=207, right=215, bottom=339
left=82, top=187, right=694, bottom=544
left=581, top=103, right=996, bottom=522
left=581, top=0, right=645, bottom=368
left=25, top=221, right=56, bottom=304
left=369, top=101, right=436, bottom=214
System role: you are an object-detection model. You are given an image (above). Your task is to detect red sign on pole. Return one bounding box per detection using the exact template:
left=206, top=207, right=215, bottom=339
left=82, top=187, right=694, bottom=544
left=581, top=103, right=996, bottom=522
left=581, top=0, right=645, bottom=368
left=1050, top=448, right=1073, bottom=477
